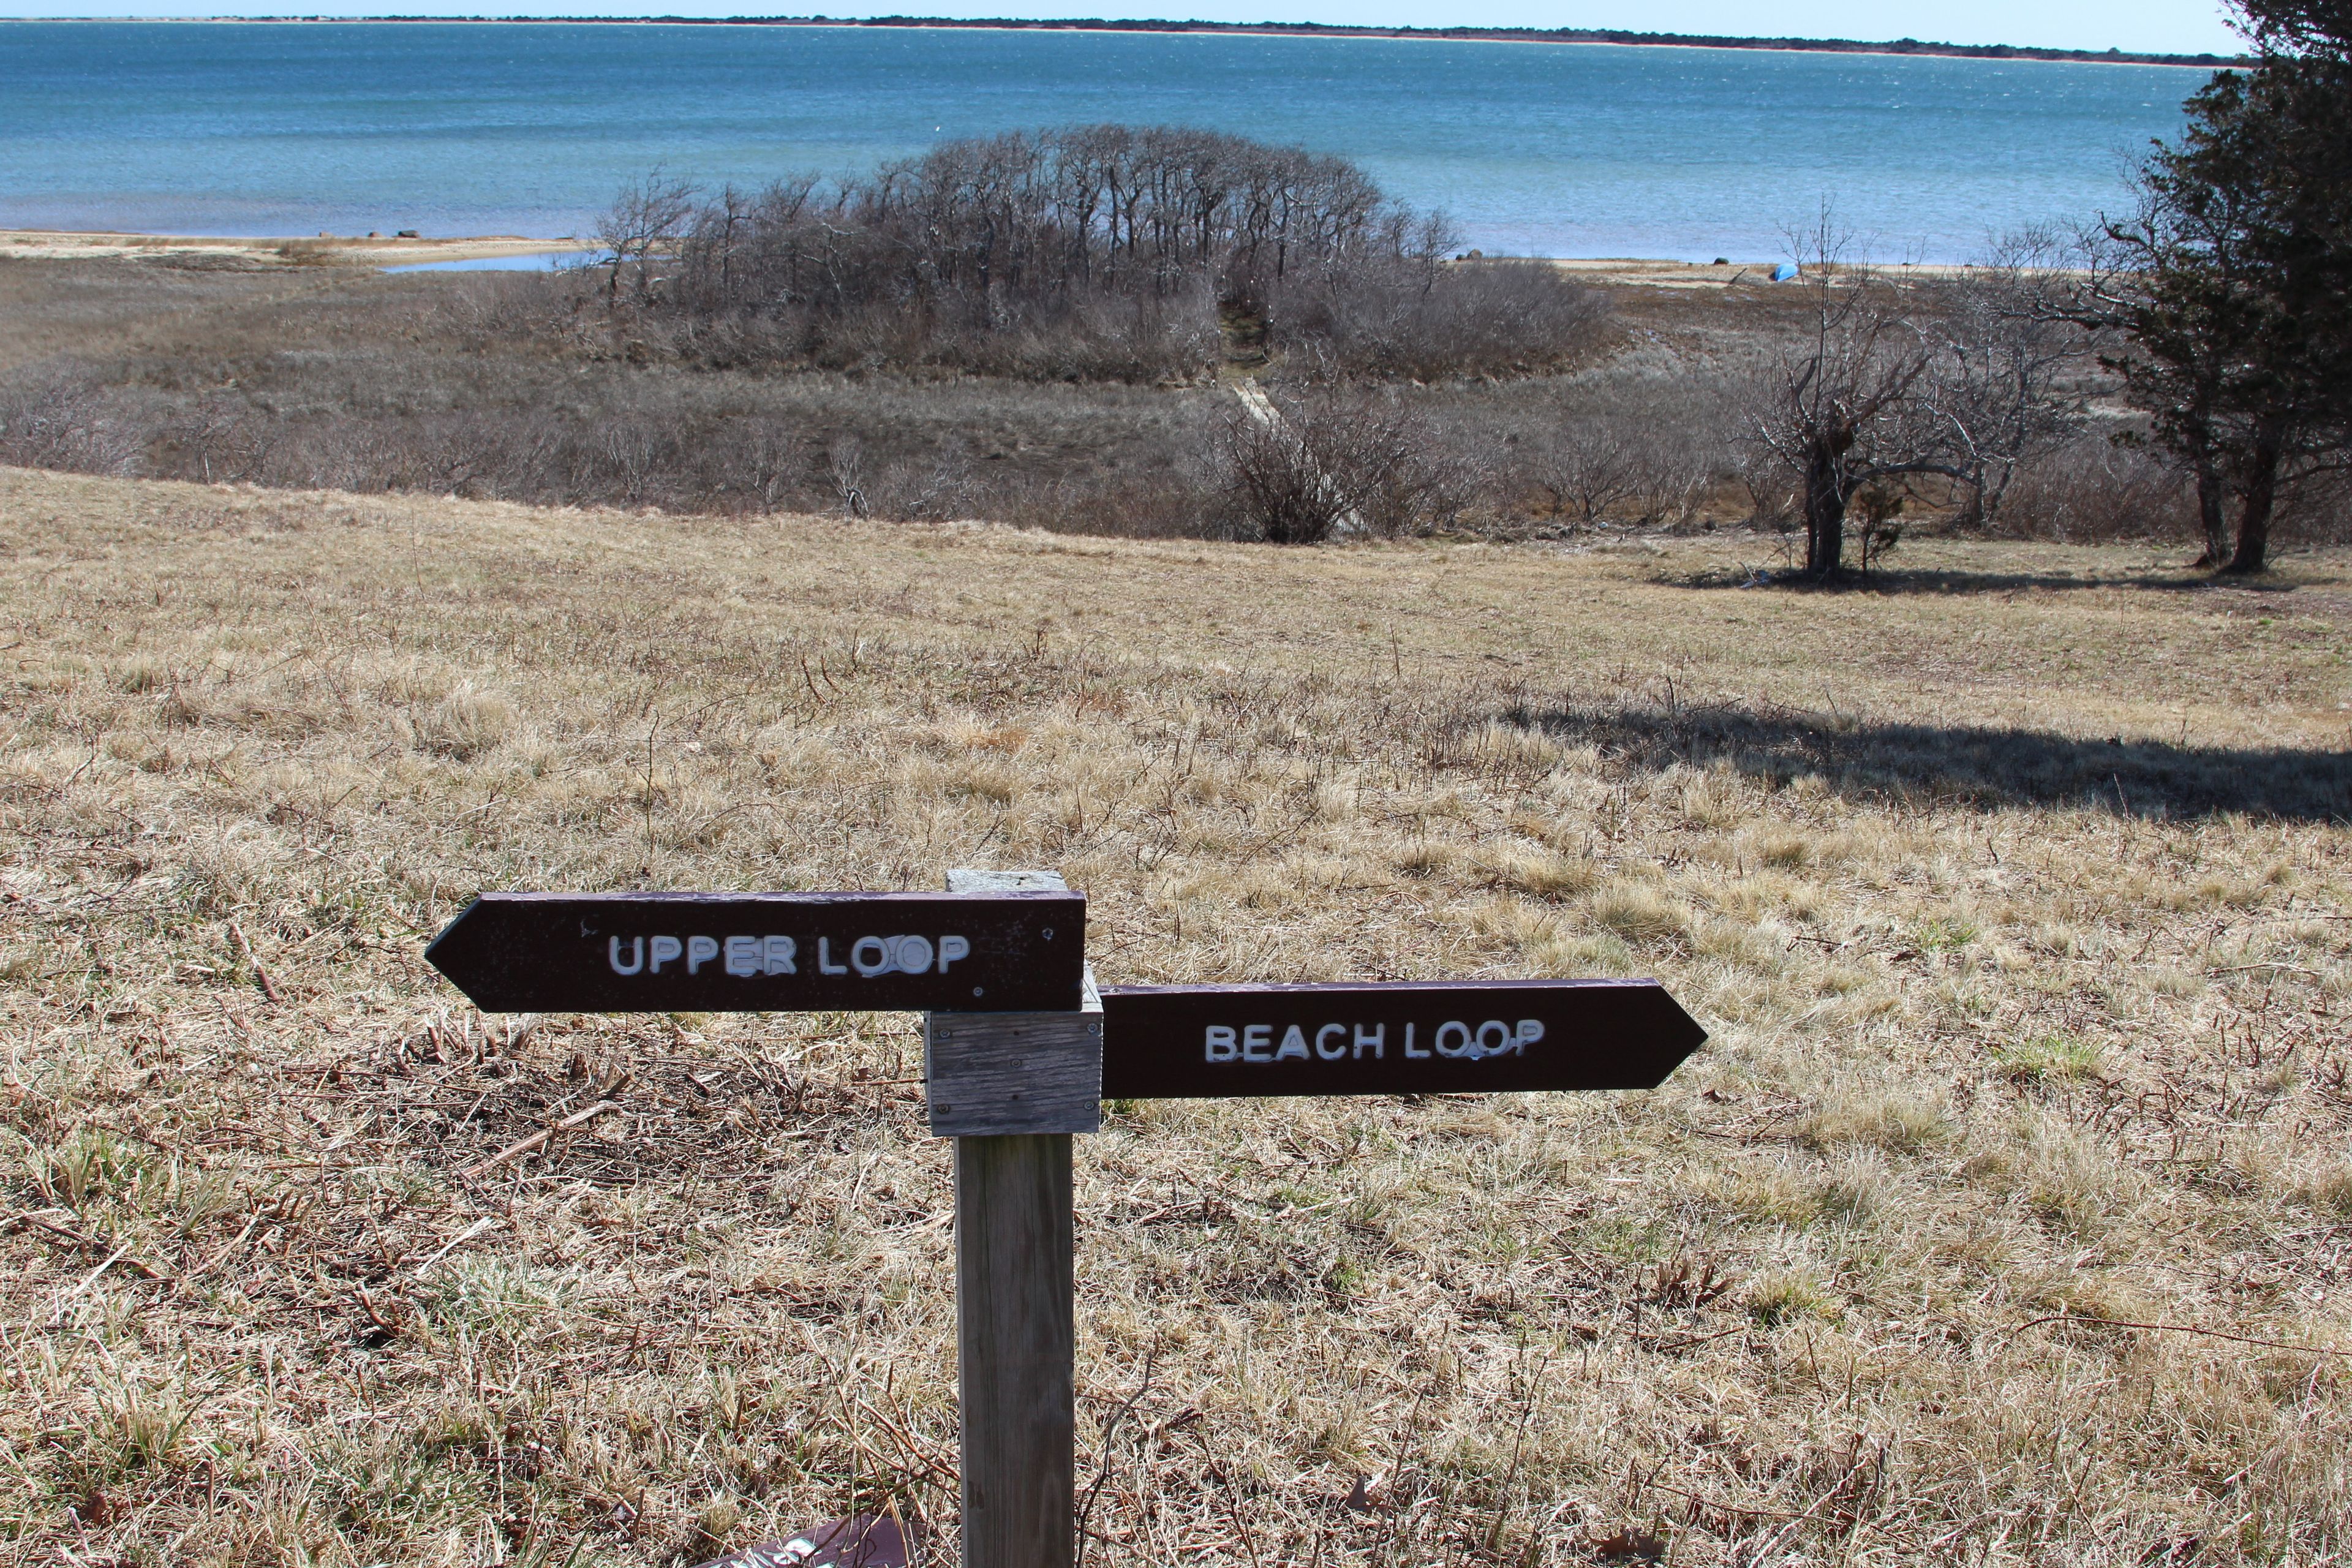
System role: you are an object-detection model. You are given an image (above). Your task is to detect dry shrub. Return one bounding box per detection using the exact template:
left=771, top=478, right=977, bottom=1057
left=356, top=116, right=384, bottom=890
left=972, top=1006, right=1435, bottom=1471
left=0, top=372, right=145, bottom=475
left=1501, top=365, right=1747, bottom=530
left=1994, top=433, right=2195, bottom=540
left=1212, top=384, right=1461, bottom=543
left=648, top=126, right=1513, bottom=383
left=1275, top=260, right=1608, bottom=380
left=273, top=239, right=339, bottom=266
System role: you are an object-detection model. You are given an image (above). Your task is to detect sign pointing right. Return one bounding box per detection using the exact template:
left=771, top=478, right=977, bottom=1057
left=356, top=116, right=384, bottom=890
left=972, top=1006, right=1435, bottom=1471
left=1099, top=979, right=1704, bottom=1099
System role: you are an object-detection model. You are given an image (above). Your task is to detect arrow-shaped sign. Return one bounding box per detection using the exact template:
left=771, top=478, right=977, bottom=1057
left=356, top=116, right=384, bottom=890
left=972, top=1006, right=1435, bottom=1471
left=1099, top=979, right=1704, bottom=1098
left=426, top=891, right=1085, bottom=1013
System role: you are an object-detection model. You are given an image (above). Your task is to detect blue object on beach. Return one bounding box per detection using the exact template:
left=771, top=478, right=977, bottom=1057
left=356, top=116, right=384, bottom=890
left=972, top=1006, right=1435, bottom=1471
left=1772, top=262, right=1801, bottom=282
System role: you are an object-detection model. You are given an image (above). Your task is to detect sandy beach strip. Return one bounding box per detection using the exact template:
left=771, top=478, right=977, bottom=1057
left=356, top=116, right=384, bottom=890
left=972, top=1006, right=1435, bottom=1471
left=0, top=228, right=593, bottom=268
left=1, top=231, right=2003, bottom=290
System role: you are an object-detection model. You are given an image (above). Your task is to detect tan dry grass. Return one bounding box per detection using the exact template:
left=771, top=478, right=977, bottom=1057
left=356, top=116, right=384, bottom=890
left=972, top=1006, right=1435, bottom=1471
left=1, top=467, right=2348, bottom=1566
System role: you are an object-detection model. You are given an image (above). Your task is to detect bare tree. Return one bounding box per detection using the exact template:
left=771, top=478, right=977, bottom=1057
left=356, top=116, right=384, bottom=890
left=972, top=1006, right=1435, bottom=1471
left=1748, top=227, right=1962, bottom=578
left=828, top=436, right=869, bottom=518
left=596, top=170, right=699, bottom=306
left=1935, top=233, right=2096, bottom=529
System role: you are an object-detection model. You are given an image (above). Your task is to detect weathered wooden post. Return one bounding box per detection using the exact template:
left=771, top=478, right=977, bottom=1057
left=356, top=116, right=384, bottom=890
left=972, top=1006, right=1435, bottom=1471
left=927, top=869, right=1100, bottom=1568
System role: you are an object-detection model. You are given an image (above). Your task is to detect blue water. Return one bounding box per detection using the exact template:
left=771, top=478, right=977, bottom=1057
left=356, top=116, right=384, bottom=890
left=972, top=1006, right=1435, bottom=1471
left=0, top=21, right=2203, bottom=260
left=383, top=251, right=602, bottom=272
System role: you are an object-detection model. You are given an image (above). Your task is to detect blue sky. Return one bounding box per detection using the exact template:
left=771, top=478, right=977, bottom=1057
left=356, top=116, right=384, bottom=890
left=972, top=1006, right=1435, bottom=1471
left=0, top=2, right=2247, bottom=56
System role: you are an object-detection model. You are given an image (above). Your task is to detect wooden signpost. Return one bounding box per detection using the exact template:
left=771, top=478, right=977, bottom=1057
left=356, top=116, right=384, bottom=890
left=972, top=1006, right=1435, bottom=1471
left=427, top=873, right=1706, bottom=1568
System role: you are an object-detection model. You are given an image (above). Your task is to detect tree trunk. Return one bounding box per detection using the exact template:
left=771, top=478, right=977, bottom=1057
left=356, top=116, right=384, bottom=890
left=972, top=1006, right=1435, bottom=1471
left=2178, top=413, right=2229, bottom=568
left=1803, top=447, right=1847, bottom=578
left=2225, top=428, right=2282, bottom=575
left=2193, top=463, right=2230, bottom=568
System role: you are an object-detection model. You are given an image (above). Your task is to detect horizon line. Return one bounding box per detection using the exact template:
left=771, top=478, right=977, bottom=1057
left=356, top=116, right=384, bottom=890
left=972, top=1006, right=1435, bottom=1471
left=0, top=13, right=2248, bottom=67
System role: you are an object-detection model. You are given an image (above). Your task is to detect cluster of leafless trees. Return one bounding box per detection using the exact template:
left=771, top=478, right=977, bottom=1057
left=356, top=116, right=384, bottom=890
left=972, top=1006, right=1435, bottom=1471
left=1743, top=227, right=2105, bottom=577
left=594, top=128, right=1604, bottom=381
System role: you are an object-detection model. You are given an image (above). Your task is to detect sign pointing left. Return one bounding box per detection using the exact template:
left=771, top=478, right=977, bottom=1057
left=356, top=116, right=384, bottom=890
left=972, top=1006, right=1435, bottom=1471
left=425, top=891, right=1085, bottom=1013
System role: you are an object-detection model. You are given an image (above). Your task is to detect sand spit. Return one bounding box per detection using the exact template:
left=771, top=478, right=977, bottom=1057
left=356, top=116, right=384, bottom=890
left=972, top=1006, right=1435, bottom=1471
left=0, top=228, right=591, bottom=270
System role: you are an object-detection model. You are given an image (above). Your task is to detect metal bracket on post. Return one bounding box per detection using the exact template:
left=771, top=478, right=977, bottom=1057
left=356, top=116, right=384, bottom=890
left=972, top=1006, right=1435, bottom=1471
left=930, top=867, right=1091, bottom=1568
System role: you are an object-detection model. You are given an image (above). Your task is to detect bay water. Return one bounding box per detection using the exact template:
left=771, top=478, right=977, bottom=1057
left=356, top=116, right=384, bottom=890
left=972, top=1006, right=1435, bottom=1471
left=0, top=20, right=2204, bottom=260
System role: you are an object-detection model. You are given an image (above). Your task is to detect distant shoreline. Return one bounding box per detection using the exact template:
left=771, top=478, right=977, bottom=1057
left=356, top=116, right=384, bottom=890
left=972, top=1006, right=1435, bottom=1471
left=0, top=236, right=2029, bottom=286
left=45, top=15, right=2243, bottom=69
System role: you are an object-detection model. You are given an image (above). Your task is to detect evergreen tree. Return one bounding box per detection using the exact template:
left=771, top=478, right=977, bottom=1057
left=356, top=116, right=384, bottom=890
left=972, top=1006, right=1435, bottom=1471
left=2104, top=49, right=2352, bottom=571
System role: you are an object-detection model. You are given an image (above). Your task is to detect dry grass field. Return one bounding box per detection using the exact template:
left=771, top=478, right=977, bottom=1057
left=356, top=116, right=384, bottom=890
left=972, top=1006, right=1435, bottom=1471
left=1, top=465, right=2348, bottom=1567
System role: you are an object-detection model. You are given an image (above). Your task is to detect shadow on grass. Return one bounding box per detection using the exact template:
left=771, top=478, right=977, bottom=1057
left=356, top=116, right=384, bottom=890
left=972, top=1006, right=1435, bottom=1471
left=1510, top=700, right=2350, bottom=823
left=1658, top=562, right=2305, bottom=597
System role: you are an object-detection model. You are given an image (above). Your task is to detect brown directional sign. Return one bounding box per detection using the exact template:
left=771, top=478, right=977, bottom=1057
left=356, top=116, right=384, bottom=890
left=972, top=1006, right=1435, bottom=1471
left=1099, top=979, right=1703, bottom=1099
left=426, top=891, right=1084, bottom=1013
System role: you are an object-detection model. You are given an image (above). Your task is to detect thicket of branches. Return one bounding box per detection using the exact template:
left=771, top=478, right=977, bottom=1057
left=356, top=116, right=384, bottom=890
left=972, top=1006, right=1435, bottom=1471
left=1744, top=228, right=2102, bottom=578
left=593, top=127, right=1605, bottom=382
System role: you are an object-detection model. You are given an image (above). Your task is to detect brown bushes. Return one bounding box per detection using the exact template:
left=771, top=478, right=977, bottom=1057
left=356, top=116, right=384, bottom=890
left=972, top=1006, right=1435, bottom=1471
left=0, top=372, right=145, bottom=476
left=1211, top=384, right=1472, bottom=543
left=1273, top=258, right=1609, bottom=380
left=625, top=127, right=1608, bottom=382
left=1990, top=432, right=2197, bottom=541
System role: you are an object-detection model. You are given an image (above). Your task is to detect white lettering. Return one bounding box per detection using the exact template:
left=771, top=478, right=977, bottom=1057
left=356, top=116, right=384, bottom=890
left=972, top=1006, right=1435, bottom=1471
left=1477, top=1020, right=1515, bottom=1058
left=724, top=935, right=760, bottom=977
left=1275, top=1025, right=1310, bottom=1061
left=937, top=934, right=970, bottom=973
left=1205, top=1025, right=1238, bottom=1062
left=686, top=935, right=720, bottom=974
left=897, top=935, right=935, bottom=974
left=648, top=935, right=684, bottom=974
left=851, top=935, right=892, bottom=976
left=1315, top=1023, right=1347, bottom=1060
left=763, top=935, right=797, bottom=975
left=609, top=935, right=644, bottom=975
left=1354, top=1023, right=1385, bottom=1060
left=818, top=937, right=847, bottom=975
left=1242, top=1025, right=1273, bottom=1063
left=1404, top=1022, right=1430, bottom=1059
left=1436, top=1021, right=1473, bottom=1058
left=1516, top=1019, right=1544, bottom=1052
